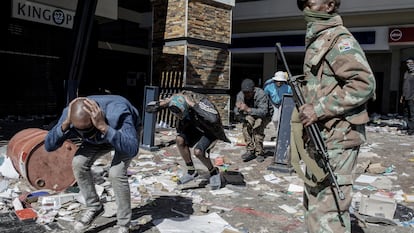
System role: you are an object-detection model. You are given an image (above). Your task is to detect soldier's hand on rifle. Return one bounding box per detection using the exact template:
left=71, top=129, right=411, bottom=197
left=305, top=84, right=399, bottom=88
left=299, top=103, right=318, bottom=127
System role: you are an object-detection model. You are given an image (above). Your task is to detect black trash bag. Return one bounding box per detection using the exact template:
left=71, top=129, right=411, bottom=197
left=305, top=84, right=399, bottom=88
left=222, top=171, right=246, bottom=186
left=394, top=203, right=414, bottom=222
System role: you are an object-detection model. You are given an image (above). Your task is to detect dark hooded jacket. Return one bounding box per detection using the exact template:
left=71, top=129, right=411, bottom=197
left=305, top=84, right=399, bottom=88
left=177, top=91, right=231, bottom=143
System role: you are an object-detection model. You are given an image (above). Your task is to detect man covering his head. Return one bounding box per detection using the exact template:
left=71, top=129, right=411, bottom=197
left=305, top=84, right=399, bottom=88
left=146, top=91, right=230, bottom=190
left=168, top=95, right=189, bottom=120
left=45, top=95, right=142, bottom=233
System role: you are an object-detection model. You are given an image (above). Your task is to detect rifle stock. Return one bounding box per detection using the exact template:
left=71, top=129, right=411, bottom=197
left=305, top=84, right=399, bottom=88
left=275, top=42, right=345, bottom=200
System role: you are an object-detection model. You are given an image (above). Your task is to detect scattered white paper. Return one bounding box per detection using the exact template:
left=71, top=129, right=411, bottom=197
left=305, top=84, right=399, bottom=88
left=137, top=161, right=157, bottom=166
left=210, top=187, right=234, bottom=195
left=0, top=180, right=9, bottom=193
left=138, top=154, right=154, bottom=159
left=154, top=212, right=237, bottom=233
left=264, top=192, right=281, bottom=198
left=209, top=153, right=220, bottom=159
left=12, top=197, right=23, bottom=210
left=263, top=174, right=282, bottom=184
left=246, top=180, right=260, bottom=185
left=0, top=156, right=20, bottom=179
left=355, top=174, right=378, bottom=184
left=288, top=183, right=304, bottom=193
left=279, top=204, right=298, bottom=214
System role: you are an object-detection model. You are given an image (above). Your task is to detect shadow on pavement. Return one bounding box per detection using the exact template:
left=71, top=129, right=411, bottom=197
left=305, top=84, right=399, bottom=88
left=86, top=195, right=194, bottom=233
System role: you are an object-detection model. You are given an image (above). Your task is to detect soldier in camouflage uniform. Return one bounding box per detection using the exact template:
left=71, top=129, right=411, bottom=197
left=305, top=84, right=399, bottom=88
left=295, top=0, right=376, bottom=232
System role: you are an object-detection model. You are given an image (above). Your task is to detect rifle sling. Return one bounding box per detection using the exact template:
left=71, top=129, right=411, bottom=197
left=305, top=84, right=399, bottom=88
left=290, top=108, right=328, bottom=187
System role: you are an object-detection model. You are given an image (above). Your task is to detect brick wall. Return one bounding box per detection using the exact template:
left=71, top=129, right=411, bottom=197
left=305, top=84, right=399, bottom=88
left=187, top=0, right=232, bottom=43
left=186, top=44, right=230, bottom=89
left=207, top=93, right=230, bottom=125
left=153, top=0, right=232, bottom=43
left=152, top=0, right=233, bottom=125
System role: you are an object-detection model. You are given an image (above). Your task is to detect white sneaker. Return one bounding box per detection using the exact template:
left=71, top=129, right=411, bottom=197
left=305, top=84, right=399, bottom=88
left=73, top=205, right=104, bottom=232
left=177, top=171, right=199, bottom=184
left=209, top=173, right=222, bottom=190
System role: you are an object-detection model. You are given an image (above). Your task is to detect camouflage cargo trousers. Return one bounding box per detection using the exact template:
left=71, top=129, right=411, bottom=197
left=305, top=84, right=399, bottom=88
left=242, top=115, right=270, bottom=156
left=304, top=147, right=359, bottom=233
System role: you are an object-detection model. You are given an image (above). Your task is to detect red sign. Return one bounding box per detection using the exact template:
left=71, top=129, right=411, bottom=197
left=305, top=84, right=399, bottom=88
left=389, top=27, right=414, bottom=44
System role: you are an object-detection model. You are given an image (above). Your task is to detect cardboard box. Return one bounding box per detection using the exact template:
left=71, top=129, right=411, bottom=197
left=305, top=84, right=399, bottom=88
left=15, top=208, right=38, bottom=221
left=359, top=195, right=397, bottom=219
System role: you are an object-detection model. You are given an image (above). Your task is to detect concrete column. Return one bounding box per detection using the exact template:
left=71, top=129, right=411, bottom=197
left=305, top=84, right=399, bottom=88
left=152, top=0, right=234, bottom=125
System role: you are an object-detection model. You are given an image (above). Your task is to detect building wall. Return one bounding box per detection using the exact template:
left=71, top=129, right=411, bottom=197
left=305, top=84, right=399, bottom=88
left=4, top=0, right=414, bottom=119
left=187, top=0, right=232, bottom=44
left=152, top=0, right=233, bottom=125
left=231, top=0, right=414, bottom=115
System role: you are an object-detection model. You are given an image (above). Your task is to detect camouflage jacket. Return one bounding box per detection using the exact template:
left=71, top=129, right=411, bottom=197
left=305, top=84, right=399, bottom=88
left=302, top=15, right=376, bottom=149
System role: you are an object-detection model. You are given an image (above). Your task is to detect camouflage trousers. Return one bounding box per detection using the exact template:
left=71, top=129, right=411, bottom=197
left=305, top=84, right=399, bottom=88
left=242, top=115, right=270, bottom=156
left=304, top=147, right=359, bottom=233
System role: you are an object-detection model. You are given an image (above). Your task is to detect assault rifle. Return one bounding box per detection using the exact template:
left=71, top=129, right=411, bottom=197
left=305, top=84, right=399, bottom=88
left=275, top=42, right=345, bottom=201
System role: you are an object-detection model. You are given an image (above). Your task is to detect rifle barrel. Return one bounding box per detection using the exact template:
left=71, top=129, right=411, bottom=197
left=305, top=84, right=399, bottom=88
left=275, top=42, right=345, bottom=200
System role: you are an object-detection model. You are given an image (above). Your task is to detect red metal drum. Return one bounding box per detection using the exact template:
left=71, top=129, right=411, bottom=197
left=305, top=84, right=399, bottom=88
left=6, top=128, right=78, bottom=192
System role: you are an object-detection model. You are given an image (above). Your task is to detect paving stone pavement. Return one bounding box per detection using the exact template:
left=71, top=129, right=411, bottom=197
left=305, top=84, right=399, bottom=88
left=1, top=118, right=414, bottom=233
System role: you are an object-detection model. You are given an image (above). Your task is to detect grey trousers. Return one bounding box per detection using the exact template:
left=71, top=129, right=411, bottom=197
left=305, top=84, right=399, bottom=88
left=407, top=99, right=414, bottom=131
left=72, top=142, right=133, bottom=227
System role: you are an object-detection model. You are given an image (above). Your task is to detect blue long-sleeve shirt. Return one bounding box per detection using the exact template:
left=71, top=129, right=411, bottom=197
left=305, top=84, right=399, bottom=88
left=263, top=80, right=292, bottom=107
left=45, top=95, right=142, bottom=157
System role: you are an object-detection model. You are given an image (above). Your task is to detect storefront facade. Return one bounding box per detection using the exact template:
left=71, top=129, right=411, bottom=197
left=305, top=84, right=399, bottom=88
left=2, top=0, right=414, bottom=119
left=231, top=0, right=414, bottom=114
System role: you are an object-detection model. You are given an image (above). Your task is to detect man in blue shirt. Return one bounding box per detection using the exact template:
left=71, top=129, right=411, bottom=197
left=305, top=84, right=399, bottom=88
left=45, top=95, right=141, bottom=233
left=263, top=71, right=292, bottom=138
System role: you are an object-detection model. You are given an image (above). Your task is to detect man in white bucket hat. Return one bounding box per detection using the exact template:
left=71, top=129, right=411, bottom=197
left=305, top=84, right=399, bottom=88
left=263, top=71, right=292, bottom=138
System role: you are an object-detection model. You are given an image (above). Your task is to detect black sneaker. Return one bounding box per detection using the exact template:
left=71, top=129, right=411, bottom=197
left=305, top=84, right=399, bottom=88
left=243, top=153, right=257, bottom=162
left=241, top=151, right=254, bottom=160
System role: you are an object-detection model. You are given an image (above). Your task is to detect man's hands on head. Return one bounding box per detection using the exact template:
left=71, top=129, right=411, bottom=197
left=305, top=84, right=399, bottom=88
left=83, top=98, right=109, bottom=135
left=61, top=98, right=84, bottom=132
left=183, top=94, right=195, bottom=107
